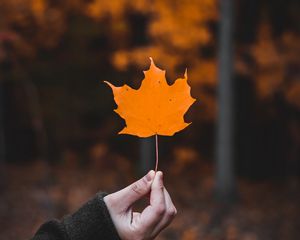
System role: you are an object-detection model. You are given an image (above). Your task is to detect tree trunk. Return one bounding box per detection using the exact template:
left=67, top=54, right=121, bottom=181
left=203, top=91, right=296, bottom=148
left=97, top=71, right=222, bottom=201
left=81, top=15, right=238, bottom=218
left=0, top=81, right=5, bottom=163
left=215, top=0, right=236, bottom=202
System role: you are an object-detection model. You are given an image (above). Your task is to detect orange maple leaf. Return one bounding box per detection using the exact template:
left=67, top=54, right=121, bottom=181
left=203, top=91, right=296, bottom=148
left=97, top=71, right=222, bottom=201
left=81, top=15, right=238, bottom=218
left=105, top=58, right=196, bottom=137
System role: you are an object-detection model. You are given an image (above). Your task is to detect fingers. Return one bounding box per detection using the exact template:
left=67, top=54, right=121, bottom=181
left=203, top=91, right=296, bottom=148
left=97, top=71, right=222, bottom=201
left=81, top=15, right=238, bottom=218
left=105, top=171, right=177, bottom=240
left=150, top=171, right=165, bottom=209
left=138, top=171, right=166, bottom=229
left=163, top=188, right=177, bottom=218
left=137, top=172, right=177, bottom=237
left=106, top=170, right=155, bottom=212
left=152, top=188, right=177, bottom=236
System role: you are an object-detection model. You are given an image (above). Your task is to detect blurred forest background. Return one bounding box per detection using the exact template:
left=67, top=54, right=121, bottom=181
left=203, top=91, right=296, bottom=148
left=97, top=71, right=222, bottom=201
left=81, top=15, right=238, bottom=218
left=0, top=0, right=299, bottom=239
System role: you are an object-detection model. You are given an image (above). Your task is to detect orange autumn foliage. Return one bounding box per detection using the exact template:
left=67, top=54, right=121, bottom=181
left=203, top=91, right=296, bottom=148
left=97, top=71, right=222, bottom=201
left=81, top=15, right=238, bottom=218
left=105, top=58, right=196, bottom=137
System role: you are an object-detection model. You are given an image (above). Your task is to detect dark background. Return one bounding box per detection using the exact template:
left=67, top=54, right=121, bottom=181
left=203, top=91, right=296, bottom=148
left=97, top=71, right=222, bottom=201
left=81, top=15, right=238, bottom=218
left=0, top=0, right=299, bottom=239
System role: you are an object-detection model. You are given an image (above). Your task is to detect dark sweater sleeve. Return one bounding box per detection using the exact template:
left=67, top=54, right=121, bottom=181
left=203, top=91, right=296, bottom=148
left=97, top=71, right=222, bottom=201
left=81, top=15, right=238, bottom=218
left=32, top=192, right=121, bottom=240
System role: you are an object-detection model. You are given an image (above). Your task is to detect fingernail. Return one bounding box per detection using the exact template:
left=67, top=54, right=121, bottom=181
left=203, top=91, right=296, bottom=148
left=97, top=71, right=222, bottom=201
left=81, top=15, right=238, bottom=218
left=146, top=170, right=154, bottom=181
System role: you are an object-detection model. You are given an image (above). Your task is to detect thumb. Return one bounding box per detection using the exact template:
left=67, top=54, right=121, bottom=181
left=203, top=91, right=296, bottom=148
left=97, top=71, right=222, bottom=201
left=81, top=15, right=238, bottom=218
left=109, top=170, right=155, bottom=211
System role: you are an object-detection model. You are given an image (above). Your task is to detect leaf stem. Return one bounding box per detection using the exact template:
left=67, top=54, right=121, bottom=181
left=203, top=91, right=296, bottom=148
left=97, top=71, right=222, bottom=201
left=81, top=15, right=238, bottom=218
left=155, top=134, right=159, bottom=172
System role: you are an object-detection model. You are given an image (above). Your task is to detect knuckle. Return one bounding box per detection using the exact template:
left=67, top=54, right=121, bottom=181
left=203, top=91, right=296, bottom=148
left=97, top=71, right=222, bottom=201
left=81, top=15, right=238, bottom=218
left=131, top=183, right=143, bottom=195
left=131, top=178, right=148, bottom=195
left=167, top=207, right=177, bottom=217
left=141, top=176, right=149, bottom=186
left=157, top=181, right=164, bottom=189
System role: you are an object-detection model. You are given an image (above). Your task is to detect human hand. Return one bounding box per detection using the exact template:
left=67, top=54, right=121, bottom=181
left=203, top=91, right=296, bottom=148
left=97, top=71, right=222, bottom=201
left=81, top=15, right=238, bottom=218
left=104, top=171, right=177, bottom=240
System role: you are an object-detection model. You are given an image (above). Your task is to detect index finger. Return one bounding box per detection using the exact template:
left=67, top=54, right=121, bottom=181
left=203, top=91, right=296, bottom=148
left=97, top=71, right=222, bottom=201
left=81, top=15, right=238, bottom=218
left=138, top=171, right=166, bottom=229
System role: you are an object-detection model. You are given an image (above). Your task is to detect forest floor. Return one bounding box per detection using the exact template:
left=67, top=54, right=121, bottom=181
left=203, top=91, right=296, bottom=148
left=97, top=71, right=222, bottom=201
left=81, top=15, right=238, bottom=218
left=0, top=152, right=299, bottom=240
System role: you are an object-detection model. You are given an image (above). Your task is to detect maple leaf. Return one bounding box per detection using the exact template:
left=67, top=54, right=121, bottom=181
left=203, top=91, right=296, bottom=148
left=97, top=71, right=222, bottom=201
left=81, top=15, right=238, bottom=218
left=104, top=58, right=196, bottom=137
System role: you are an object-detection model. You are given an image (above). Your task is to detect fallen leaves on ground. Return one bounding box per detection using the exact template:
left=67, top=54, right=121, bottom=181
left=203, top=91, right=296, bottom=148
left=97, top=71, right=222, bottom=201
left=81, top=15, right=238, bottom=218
left=0, top=158, right=299, bottom=240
